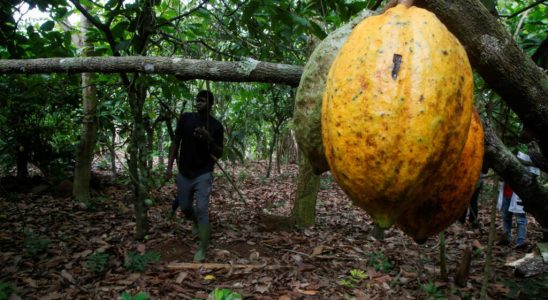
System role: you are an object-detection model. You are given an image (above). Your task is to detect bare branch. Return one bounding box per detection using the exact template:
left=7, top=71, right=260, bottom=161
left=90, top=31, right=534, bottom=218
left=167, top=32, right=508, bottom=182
left=0, top=56, right=303, bottom=87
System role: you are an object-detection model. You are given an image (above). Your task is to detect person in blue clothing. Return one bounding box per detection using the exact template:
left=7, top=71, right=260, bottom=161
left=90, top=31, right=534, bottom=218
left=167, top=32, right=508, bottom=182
left=165, top=90, right=224, bottom=262
left=498, top=183, right=528, bottom=249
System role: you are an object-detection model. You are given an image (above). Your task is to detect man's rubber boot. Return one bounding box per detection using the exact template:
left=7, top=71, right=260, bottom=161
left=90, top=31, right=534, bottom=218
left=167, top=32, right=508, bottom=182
left=193, top=224, right=211, bottom=262
left=191, top=220, right=198, bottom=236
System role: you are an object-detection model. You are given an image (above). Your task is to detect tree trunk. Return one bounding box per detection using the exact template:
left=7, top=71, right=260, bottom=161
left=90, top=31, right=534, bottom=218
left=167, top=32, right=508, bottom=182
left=0, top=57, right=303, bottom=87
left=16, top=146, right=29, bottom=178
left=266, top=130, right=278, bottom=178
left=158, top=127, right=165, bottom=169
left=109, top=125, right=117, bottom=176
left=128, top=81, right=149, bottom=240
left=415, top=0, right=548, bottom=158
left=292, top=150, right=321, bottom=227
left=72, top=8, right=98, bottom=202
left=145, top=118, right=154, bottom=170
left=483, top=119, right=548, bottom=234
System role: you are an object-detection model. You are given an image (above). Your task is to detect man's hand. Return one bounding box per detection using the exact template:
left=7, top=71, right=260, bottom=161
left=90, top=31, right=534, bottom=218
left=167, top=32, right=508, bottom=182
left=193, top=126, right=210, bottom=141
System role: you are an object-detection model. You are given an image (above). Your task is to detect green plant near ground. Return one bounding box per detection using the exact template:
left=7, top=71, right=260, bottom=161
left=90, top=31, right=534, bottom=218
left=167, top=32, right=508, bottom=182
left=83, top=196, right=107, bottom=211
left=366, top=251, right=392, bottom=272
left=237, top=169, right=249, bottom=181
left=339, top=269, right=368, bottom=289
left=125, top=251, right=161, bottom=272
left=208, top=288, right=242, bottom=300
left=121, top=291, right=148, bottom=300
left=420, top=280, right=446, bottom=300
left=320, top=175, right=334, bottom=190
left=24, top=230, right=50, bottom=258
left=500, top=273, right=548, bottom=300
left=86, top=251, right=110, bottom=273
left=0, top=281, right=13, bottom=300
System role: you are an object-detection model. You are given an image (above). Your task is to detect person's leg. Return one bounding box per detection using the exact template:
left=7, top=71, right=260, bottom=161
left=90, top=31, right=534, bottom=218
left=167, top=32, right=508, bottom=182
left=468, top=185, right=481, bottom=225
left=171, top=196, right=179, bottom=215
left=194, top=172, right=213, bottom=225
left=515, top=213, right=528, bottom=247
left=193, top=172, right=213, bottom=262
left=501, top=195, right=513, bottom=241
left=176, top=173, right=196, bottom=221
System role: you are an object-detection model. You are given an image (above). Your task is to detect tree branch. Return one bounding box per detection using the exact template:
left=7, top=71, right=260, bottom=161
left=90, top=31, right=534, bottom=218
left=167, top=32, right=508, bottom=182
left=69, top=0, right=131, bottom=86
left=155, top=0, right=209, bottom=29
left=483, top=118, right=548, bottom=229
left=0, top=56, right=303, bottom=86
left=415, top=0, right=548, bottom=159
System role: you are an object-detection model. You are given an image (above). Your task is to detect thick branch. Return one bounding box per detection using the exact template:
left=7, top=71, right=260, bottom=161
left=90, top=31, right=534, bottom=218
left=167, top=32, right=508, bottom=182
left=0, top=56, right=303, bottom=86
left=483, top=119, right=548, bottom=229
left=415, top=0, right=548, bottom=159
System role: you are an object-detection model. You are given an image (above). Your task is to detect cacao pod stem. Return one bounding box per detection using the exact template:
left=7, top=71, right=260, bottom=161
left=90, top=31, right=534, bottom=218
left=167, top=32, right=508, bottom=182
left=381, top=0, right=415, bottom=12
left=372, top=224, right=385, bottom=241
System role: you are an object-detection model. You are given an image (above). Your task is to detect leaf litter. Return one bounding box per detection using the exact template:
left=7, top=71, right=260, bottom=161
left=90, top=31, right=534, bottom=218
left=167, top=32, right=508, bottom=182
left=0, top=160, right=545, bottom=299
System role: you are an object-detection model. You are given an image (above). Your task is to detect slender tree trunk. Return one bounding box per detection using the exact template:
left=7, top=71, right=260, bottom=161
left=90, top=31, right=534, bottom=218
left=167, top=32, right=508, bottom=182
left=145, top=119, right=154, bottom=170
left=158, top=127, right=165, bottom=169
left=127, top=81, right=150, bottom=240
left=16, top=146, right=29, bottom=178
left=266, top=130, right=278, bottom=178
left=292, top=150, right=321, bottom=227
left=480, top=188, right=499, bottom=299
left=73, top=9, right=98, bottom=202
left=109, top=125, right=117, bottom=176
left=439, top=232, right=447, bottom=280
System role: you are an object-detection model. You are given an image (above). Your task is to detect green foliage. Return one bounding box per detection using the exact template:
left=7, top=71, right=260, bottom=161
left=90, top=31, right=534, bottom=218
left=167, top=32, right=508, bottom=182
left=420, top=280, right=445, bottom=300
left=339, top=268, right=368, bottom=289
left=320, top=175, right=334, bottom=190
left=125, top=251, right=161, bottom=272
left=366, top=251, right=392, bottom=272
left=0, top=74, right=80, bottom=179
left=208, top=288, right=242, bottom=300
left=86, top=251, right=110, bottom=273
left=237, top=169, right=250, bottom=181
left=121, top=291, right=148, bottom=300
left=82, top=196, right=107, bottom=211
left=0, top=281, right=13, bottom=300
left=500, top=273, right=548, bottom=300
left=24, top=229, right=50, bottom=258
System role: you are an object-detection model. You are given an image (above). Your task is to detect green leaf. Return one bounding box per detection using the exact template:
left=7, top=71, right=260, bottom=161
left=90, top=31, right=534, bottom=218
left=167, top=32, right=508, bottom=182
left=40, top=21, right=55, bottom=32
left=308, top=21, right=327, bottom=39
left=115, top=40, right=131, bottom=52
left=242, top=1, right=260, bottom=24
left=111, top=21, right=129, bottom=40
left=134, top=292, right=149, bottom=300
left=290, top=14, right=309, bottom=27
left=54, top=7, right=68, bottom=19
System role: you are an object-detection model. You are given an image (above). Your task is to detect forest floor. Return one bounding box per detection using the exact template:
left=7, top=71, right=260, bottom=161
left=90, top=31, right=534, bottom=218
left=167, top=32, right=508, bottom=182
left=0, top=161, right=547, bottom=300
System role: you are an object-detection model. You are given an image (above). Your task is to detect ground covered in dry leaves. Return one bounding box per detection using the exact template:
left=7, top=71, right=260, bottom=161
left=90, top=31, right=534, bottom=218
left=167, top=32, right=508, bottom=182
left=0, top=161, right=546, bottom=299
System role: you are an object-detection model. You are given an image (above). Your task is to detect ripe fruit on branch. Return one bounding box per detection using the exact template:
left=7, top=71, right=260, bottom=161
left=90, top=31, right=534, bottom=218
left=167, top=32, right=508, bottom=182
left=322, top=4, right=473, bottom=228
left=396, top=111, right=484, bottom=242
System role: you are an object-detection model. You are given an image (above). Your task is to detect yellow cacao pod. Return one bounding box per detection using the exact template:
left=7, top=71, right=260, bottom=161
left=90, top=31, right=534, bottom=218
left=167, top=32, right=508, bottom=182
left=322, top=4, right=473, bottom=228
left=396, top=111, right=484, bottom=242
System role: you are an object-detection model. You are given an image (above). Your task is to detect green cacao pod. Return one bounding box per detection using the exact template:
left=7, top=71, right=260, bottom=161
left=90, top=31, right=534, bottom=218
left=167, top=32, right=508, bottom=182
left=294, top=9, right=373, bottom=175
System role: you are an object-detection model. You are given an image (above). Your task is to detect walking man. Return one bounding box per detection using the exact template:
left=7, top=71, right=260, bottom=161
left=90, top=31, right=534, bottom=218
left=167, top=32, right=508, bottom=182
left=165, top=90, right=224, bottom=262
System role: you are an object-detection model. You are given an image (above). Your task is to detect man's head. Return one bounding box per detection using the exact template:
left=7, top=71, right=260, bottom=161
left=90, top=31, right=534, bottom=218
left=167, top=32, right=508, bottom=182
left=195, top=90, right=215, bottom=114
